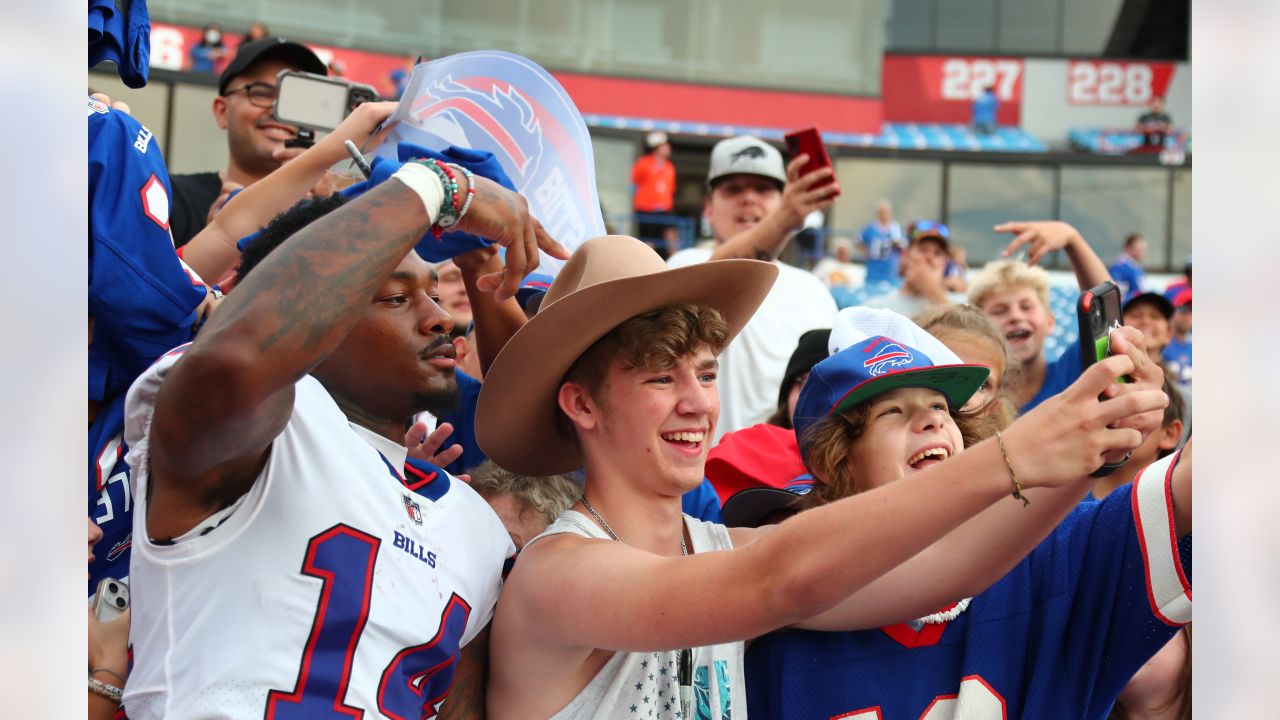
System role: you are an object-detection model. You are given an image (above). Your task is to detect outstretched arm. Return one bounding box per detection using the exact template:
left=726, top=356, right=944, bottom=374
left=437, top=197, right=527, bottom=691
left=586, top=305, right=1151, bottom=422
left=180, top=101, right=399, bottom=284
left=707, top=155, right=838, bottom=261
left=996, top=220, right=1112, bottom=290
left=500, top=349, right=1164, bottom=656
left=147, top=169, right=564, bottom=539
left=795, top=326, right=1169, bottom=631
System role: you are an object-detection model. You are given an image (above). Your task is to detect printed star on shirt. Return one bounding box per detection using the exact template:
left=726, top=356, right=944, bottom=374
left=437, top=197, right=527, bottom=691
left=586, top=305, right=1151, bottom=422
left=660, top=666, right=668, bottom=675
left=635, top=682, right=643, bottom=691
left=630, top=705, right=638, bottom=713
left=649, top=673, right=655, bottom=681
left=641, top=659, right=649, bottom=669
left=643, top=695, right=650, bottom=704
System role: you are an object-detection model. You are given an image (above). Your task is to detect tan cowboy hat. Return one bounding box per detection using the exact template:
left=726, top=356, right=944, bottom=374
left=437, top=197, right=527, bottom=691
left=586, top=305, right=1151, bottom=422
left=477, top=236, right=777, bottom=476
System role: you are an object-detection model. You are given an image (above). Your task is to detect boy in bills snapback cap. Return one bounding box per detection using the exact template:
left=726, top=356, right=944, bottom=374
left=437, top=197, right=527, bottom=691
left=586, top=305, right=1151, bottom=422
left=793, top=307, right=990, bottom=455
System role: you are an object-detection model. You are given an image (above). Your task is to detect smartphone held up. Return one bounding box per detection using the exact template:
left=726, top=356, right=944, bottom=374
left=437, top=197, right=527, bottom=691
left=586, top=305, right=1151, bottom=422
left=784, top=127, right=838, bottom=192
left=272, top=70, right=378, bottom=147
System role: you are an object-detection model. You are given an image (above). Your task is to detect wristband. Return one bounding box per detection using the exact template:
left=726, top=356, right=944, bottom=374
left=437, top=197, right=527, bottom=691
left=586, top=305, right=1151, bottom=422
left=88, top=674, right=123, bottom=703
left=389, top=163, right=446, bottom=227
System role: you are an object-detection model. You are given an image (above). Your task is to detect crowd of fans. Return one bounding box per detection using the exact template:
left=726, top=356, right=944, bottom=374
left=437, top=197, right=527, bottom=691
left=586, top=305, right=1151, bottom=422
left=88, top=9, right=1192, bottom=719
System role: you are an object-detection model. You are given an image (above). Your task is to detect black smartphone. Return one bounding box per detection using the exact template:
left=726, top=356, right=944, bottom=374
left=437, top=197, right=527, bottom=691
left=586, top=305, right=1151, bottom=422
left=1077, top=280, right=1130, bottom=477
left=1076, top=280, right=1126, bottom=374
left=273, top=70, right=378, bottom=133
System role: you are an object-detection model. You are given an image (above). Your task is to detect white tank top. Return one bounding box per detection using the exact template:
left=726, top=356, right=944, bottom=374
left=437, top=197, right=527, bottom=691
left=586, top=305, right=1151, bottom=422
left=122, top=348, right=514, bottom=719
left=531, top=510, right=748, bottom=720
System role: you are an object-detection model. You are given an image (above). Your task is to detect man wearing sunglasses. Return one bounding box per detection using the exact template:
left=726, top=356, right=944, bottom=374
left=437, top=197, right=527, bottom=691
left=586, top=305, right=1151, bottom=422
left=863, top=221, right=967, bottom=317
left=169, top=37, right=328, bottom=249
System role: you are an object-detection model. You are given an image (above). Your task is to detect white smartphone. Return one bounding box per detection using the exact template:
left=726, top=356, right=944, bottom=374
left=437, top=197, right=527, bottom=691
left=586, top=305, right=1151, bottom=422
left=92, top=577, right=130, bottom=622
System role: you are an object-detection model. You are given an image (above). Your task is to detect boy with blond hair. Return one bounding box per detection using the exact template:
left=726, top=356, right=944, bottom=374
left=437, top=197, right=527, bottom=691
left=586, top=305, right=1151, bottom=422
left=969, top=220, right=1111, bottom=411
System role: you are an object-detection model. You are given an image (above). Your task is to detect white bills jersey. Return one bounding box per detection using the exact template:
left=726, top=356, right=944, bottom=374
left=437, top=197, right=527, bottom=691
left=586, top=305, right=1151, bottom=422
left=122, top=346, right=514, bottom=719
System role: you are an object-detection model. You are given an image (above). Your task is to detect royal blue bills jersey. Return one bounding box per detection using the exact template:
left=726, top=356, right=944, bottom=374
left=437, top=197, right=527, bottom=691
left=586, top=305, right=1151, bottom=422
left=746, top=451, right=1191, bottom=720
left=1109, top=255, right=1147, bottom=302
left=1023, top=337, right=1084, bottom=413
left=437, top=370, right=485, bottom=476
left=88, top=393, right=133, bottom=593
left=88, top=96, right=206, bottom=404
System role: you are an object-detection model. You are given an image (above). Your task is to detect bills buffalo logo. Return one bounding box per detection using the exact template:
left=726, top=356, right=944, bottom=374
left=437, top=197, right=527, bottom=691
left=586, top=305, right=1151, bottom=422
left=407, top=75, right=544, bottom=186
left=106, top=534, right=132, bottom=562
left=403, top=493, right=424, bottom=525
left=863, top=340, right=914, bottom=376
left=730, top=145, right=767, bottom=162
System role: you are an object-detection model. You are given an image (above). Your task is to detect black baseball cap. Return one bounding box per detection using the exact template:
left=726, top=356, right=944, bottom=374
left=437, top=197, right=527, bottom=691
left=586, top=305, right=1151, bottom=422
left=1122, top=292, right=1174, bottom=320
left=218, top=37, right=327, bottom=95
left=777, top=329, right=831, bottom=409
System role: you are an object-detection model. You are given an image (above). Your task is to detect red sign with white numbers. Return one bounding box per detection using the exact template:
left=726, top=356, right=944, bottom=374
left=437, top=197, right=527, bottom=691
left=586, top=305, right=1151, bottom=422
left=1066, top=61, right=1177, bottom=106
left=881, top=55, right=1024, bottom=124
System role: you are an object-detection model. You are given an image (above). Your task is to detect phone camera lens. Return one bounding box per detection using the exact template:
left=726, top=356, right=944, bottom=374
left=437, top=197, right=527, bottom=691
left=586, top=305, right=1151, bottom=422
left=114, top=597, right=127, bottom=609
left=107, top=581, right=118, bottom=593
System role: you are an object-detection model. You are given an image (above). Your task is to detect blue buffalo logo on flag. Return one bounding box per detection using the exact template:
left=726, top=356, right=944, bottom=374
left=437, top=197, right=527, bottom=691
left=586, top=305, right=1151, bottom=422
left=863, top=339, right=915, bottom=377
left=377, top=51, right=606, bottom=278
left=403, top=493, right=423, bottom=525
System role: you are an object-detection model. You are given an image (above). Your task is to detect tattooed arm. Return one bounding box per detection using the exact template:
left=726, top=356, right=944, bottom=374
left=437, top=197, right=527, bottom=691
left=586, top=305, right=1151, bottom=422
left=438, top=626, right=491, bottom=720
left=147, top=171, right=565, bottom=539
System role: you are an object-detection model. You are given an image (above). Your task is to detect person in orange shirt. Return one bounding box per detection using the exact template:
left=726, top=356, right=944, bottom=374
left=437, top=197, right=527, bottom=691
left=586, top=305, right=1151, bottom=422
left=631, top=131, right=680, bottom=259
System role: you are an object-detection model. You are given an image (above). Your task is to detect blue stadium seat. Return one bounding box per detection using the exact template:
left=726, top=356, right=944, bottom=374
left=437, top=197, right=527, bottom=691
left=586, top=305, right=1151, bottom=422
left=582, top=116, right=1048, bottom=153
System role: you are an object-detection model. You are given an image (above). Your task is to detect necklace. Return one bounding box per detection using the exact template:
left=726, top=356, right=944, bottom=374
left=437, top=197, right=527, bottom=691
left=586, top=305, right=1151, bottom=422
left=579, top=495, right=689, bottom=556
left=578, top=495, right=693, bottom=718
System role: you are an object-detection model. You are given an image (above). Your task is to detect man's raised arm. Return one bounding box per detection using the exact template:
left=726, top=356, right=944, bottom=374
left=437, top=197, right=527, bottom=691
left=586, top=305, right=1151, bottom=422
left=146, top=168, right=563, bottom=538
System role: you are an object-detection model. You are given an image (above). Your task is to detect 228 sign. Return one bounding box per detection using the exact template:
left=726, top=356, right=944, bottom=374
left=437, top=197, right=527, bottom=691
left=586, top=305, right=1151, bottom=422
left=1067, top=61, right=1177, bottom=106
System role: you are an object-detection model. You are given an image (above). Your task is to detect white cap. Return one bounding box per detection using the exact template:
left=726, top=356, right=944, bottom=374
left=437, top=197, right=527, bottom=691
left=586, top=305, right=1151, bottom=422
left=645, top=131, right=669, bottom=149
left=827, top=307, right=963, bottom=365
left=706, top=136, right=786, bottom=187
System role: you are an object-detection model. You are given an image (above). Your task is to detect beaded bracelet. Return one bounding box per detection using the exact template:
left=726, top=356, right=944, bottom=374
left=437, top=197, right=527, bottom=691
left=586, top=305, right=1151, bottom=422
left=994, top=431, right=1030, bottom=507
left=411, top=160, right=459, bottom=238
left=432, top=161, right=466, bottom=230
left=451, top=165, right=476, bottom=225
left=88, top=674, right=123, bottom=703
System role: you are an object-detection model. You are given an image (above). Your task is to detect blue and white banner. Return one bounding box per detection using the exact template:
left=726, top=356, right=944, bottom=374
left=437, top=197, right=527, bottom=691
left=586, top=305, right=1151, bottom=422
left=377, top=51, right=605, bottom=276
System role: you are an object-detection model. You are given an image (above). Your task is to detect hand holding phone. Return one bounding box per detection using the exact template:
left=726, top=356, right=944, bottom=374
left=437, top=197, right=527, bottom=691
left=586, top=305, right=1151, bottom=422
left=273, top=70, right=379, bottom=134
left=1076, top=281, right=1132, bottom=477
left=784, top=127, right=836, bottom=190
left=1076, top=281, right=1127, bottom=375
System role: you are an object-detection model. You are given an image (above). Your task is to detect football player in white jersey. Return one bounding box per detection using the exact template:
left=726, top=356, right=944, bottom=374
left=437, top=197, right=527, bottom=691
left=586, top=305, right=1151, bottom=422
left=122, top=161, right=565, bottom=718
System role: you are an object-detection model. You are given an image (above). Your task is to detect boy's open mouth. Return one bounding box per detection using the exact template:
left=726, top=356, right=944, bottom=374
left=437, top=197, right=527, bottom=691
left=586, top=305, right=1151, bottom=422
left=908, top=446, right=951, bottom=470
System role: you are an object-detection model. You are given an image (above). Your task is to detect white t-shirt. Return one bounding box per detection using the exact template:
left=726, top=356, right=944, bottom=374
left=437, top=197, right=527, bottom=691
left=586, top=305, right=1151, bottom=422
left=669, top=248, right=838, bottom=443
left=811, top=258, right=866, bottom=289
left=123, top=347, right=514, bottom=719
left=862, top=288, right=968, bottom=320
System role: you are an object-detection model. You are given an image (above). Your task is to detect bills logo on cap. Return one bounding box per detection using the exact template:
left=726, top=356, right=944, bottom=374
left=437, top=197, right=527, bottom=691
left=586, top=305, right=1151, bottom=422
left=378, top=51, right=607, bottom=277
left=403, top=493, right=423, bottom=525
left=863, top=338, right=914, bottom=377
